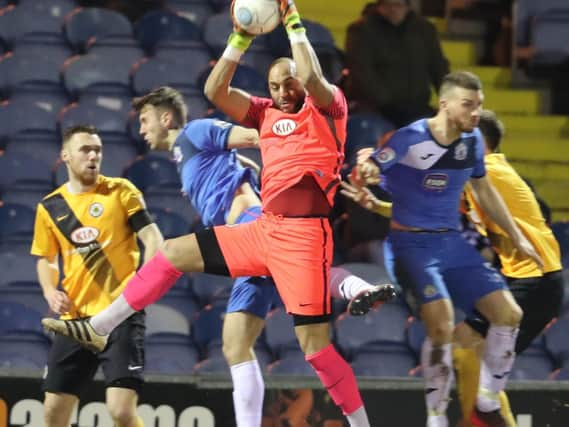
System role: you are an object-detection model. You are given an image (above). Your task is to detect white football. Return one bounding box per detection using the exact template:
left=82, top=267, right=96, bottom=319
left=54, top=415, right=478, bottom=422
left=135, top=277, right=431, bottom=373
left=232, top=0, right=280, bottom=35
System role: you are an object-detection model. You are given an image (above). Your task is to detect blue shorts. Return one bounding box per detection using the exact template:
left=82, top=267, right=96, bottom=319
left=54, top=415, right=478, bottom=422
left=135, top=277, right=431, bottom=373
left=225, top=206, right=280, bottom=318
left=386, top=230, right=507, bottom=316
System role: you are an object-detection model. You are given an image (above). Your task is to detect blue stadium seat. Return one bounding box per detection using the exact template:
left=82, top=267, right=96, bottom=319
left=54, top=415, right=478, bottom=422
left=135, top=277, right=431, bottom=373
left=552, top=222, right=569, bottom=256
left=146, top=303, right=191, bottom=336
left=335, top=301, right=410, bottom=358
left=132, top=57, right=205, bottom=97
left=0, top=152, right=53, bottom=192
left=0, top=97, right=59, bottom=144
left=345, top=113, right=395, bottom=164
left=123, top=155, right=180, bottom=192
left=158, top=292, right=199, bottom=324
left=516, top=0, right=569, bottom=47
left=62, top=53, right=135, bottom=98
left=4, top=136, right=61, bottom=167
left=351, top=347, right=416, bottom=378
left=144, top=190, right=200, bottom=225
left=544, top=315, right=569, bottom=367
left=241, top=46, right=276, bottom=78
left=64, top=7, right=134, bottom=53
left=167, top=0, right=215, bottom=30
left=7, top=90, right=70, bottom=116
left=0, top=188, right=46, bottom=211
left=146, top=332, right=199, bottom=374
left=0, top=331, right=50, bottom=369
left=190, top=273, right=233, bottom=307
left=406, top=317, right=426, bottom=359
left=0, top=0, right=75, bottom=48
left=148, top=207, right=192, bottom=239
left=208, top=0, right=231, bottom=12
left=0, top=301, right=43, bottom=334
left=509, top=347, right=556, bottom=380
left=0, top=285, right=48, bottom=314
left=0, top=42, right=70, bottom=97
left=59, top=101, right=130, bottom=140
left=198, top=64, right=267, bottom=97
left=101, top=142, right=138, bottom=177
left=266, top=350, right=315, bottom=376
left=191, top=301, right=226, bottom=355
left=264, top=308, right=301, bottom=358
left=532, top=11, right=569, bottom=65
left=86, top=43, right=145, bottom=67
left=193, top=354, right=230, bottom=375
left=153, top=41, right=211, bottom=63
left=0, top=247, right=39, bottom=287
left=135, top=10, right=203, bottom=54
left=554, top=367, right=569, bottom=380
left=0, top=203, right=36, bottom=243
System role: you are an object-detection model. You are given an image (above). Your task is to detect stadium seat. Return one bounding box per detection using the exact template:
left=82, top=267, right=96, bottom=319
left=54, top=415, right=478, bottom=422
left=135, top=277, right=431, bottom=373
left=123, top=155, right=180, bottom=192
left=0, top=247, right=39, bottom=287
left=157, top=292, right=199, bottom=324
left=148, top=207, right=192, bottom=239
left=64, top=7, right=134, bottom=53
left=59, top=101, right=130, bottom=140
left=190, top=273, right=234, bottom=307
left=167, top=0, right=215, bottom=30
left=198, top=64, right=267, bottom=97
left=0, top=301, right=44, bottom=334
left=0, top=188, right=46, bottom=211
left=7, top=90, right=70, bottom=116
left=509, top=347, right=556, bottom=380
left=0, top=42, right=70, bottom=96
left=135, top=10, right=203, bottom=54
left=266, top=350, right=315, bottom=377
left=132, top=57, right=205, bottom=97
left=0, top=285, right=48, bottom=314
left=0, top=331, right=50, bottom=370
left=515, top=0, right=569, bottom=48
left=335, top=302, right=410, bottom=358
left=406, top=317, right=426, bottom=359
left=0, top=98, right=59, bottom=144
left=0, top=0, right=75, bottom=48
left=193, top=354, right=230, bottom=375
left=0, top=152, right=53, bottom=192
left=351, top=347, right=417, bottom=378
left=4, top=136, right=61, bottom=167
left=145, top=332, right=199, bottom=374
left=345, top=113, right=395, bottom=164
left=146, top=303, right=191, bottom=336
left=552, top=222, right=569, bottom=256
left=553, top=368, right=569, bottom=380
left=144, top=190, right=200, bottom=224
left=241, top=45, right=276, bottom=78
left=62, top=53, right=135, bottom=98
left=264, top=308, right=301, bottom=358
left=191, top=301, right=226, bottom=355
left=531, top=11, right=569, bottom=65
left=544, top=315, right=569, bottom=367
left=203, top=11, right=270, bottom=55
left=0, top=203, right=36, bottom=243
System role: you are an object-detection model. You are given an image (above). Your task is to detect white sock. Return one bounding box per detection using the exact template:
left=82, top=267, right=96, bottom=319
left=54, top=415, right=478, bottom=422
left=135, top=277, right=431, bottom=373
left=329, top=267, right=374, bottom=300
left=421, top=339, right=453, bottom=419
left=426, top=414, right=448, bottom=427
left=346, top=405, right=370, bottom=427
left=90, top=294, right=136, bottom=335
left=477, top=325, right=519, bottom=412
left=230, top=359, right=264, bottom=427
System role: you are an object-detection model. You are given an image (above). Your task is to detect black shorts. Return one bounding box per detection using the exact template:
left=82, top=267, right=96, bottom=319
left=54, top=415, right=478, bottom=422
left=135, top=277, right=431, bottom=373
left=464, top=270, right=565, bottom=354
left=43, top=311, right=146, bottom=397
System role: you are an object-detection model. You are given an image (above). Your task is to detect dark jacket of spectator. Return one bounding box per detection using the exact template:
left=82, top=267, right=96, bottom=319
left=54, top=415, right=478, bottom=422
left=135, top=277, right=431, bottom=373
left=345, top=3, right=449, bottom=127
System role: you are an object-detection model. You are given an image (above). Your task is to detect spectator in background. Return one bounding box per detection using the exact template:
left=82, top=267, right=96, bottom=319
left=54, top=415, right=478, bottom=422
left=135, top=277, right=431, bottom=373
left=344, top=0, right=449, bottom=127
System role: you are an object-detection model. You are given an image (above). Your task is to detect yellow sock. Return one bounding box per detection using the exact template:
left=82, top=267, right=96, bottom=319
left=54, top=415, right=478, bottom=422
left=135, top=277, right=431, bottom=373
left=499, top=391, right=517, bottom=427
left=453, top=347, right=481, bottom=421
left=115, top=416, right=144, bottom=427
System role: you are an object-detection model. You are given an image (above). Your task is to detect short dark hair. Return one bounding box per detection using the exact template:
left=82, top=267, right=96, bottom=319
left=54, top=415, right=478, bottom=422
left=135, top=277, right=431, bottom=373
left=132, top=86, right=188, bottom=128
left=478, top=109, right=504, bottom=152
left=439, top=71, right=482, bottom=96
left=62, top=125, right=98, bottom=146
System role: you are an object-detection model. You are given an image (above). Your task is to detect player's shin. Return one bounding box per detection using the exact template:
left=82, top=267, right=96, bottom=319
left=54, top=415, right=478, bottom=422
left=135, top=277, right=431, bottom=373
left=422, top=339, right=453, bottom=426
left=305, top=344, right=369, bottom=426
left=91, top=251, right=182, bottom=335
left=477, top=326, right=519, bottom=412
left=230, top=360, right=264, bottom=427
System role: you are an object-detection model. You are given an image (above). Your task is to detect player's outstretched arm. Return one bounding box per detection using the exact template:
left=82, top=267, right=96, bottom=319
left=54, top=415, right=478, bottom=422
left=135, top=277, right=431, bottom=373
left=227, top=125, right=259, bottom=149
left=470, top=176, right=543, bottom=268
left=340, top=180, right=392, bottom=218
left=279, top=0, right=335, bottom=108
left=203, top=3, right=255, bottom=122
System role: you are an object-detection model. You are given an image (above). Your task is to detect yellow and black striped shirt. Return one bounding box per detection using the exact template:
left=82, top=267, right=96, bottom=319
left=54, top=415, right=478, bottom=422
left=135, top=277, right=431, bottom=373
left=31, top=175, right=146, bottom=319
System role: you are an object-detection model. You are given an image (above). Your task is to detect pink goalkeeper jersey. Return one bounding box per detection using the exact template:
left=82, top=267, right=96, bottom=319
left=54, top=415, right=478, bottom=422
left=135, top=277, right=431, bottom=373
left=242, top=87, right=348, bottom=208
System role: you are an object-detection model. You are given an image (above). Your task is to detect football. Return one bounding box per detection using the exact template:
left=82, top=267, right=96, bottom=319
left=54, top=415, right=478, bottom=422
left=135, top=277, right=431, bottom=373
left=232, top=0, right=280, bottom=35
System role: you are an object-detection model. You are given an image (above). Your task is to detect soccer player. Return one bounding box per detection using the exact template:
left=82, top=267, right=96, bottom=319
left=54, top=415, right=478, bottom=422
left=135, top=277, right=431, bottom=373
left=132, top=86, right=393, bottom=426
left=42, top=1, right=374, bottom=423
left=33, top=125, right=163, bottom=427
left=452, top=110, right=565, bottom=427
left=354, top=71, right=542, bottom=427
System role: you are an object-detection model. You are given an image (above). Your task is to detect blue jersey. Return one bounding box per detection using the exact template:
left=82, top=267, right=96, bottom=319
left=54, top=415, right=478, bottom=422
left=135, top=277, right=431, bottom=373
left=172, top=118, right=258, bottom=226
left=371, top=119, right=486, bottom=230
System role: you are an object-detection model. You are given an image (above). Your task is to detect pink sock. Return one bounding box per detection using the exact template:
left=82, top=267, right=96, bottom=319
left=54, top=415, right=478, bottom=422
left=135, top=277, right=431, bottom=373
left=123, top=251, right=182, bottom=311
left=306, top=343, right=364, bottom=415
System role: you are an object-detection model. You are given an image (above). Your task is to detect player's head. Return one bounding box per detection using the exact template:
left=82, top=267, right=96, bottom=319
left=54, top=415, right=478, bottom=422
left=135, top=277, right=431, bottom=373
left=267, top=58, right=305, bottom=113
left=439, top=71, right=483, bottom=132
left=478, top=109, right=504, bottom=153
left=376, top=0, right=409, bottom=26
left=132, top=86, right=188, bottom=150
left=61, top=125, right=102, bottom=186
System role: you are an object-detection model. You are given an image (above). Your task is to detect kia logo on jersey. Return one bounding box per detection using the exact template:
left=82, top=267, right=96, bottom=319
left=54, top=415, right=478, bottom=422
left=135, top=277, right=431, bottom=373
left=423, top=173, right=448, bottom=191
left=71, top=227, right=100, bottom=244
left=272, top=119, right=297, bottom=136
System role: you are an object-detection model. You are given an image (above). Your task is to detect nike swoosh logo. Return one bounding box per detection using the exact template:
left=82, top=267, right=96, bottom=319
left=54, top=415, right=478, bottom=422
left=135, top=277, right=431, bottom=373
left=56, top=214, right=69, bottom=222
left=420, top=153, right=435, bottom=160
left=127, top=365, right=143, bottom=371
